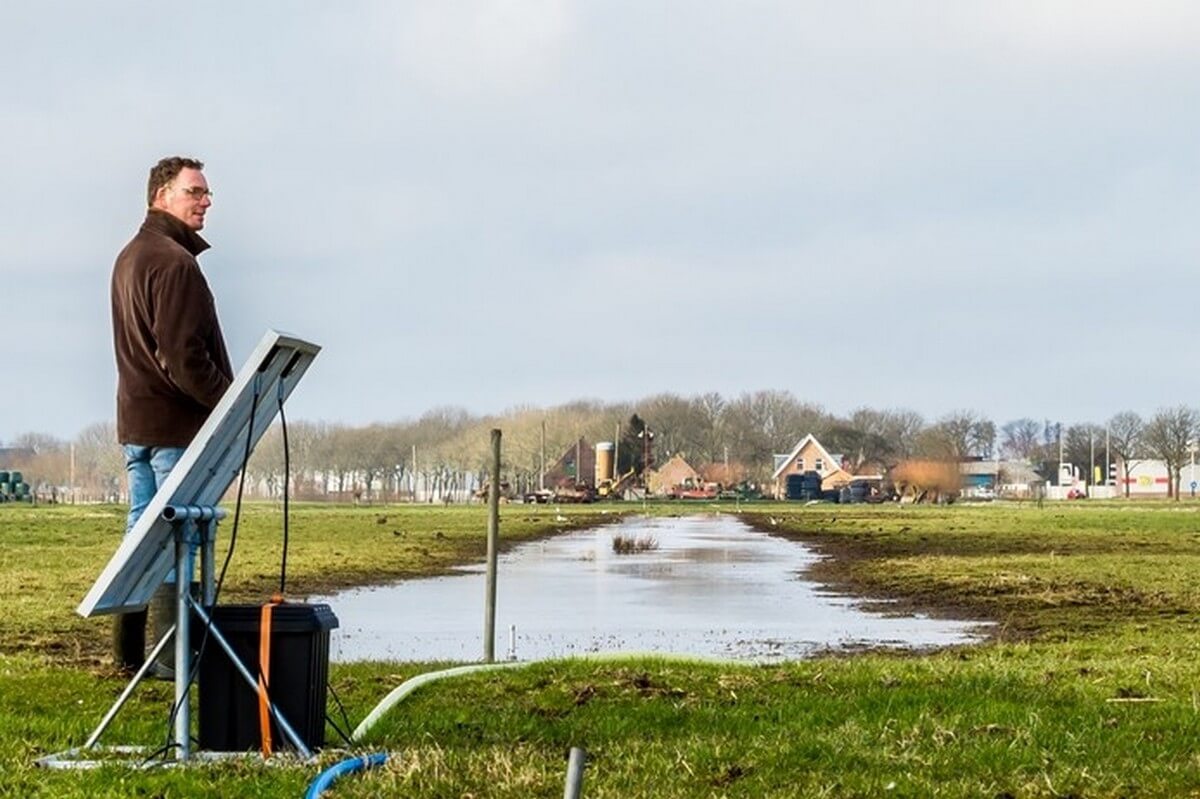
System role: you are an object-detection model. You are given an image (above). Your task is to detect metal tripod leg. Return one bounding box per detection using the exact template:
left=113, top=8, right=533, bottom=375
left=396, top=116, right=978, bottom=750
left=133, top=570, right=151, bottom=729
left=83, top=625, right=176, bottom=749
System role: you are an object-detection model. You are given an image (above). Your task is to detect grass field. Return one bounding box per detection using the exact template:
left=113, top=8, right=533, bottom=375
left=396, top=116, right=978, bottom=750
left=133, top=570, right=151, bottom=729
left=2, top=500, right=1200, bottom=797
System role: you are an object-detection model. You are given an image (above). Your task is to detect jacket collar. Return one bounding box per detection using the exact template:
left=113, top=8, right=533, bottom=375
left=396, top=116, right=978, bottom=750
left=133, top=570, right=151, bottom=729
left=141, top=209, right=210, bottom=256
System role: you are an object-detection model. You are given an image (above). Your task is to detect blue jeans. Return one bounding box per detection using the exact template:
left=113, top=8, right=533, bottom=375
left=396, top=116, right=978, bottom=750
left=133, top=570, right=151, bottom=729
left=123, top=444, right=186, bottom=535
left=124, top=444, right=186, bottom=582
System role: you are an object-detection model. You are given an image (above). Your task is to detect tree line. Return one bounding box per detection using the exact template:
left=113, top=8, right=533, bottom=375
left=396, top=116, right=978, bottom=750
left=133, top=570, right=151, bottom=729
left=2, top=391, right=1196, bottom=501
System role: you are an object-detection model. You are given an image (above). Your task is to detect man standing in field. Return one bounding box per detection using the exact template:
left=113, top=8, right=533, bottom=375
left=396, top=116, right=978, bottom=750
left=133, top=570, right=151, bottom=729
left=109, top=156, right=233, bottom=675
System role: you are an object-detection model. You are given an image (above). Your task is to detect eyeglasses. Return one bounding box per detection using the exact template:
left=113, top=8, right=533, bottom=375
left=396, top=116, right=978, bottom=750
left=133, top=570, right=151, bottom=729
left=175, top=186, right=214, bottom=199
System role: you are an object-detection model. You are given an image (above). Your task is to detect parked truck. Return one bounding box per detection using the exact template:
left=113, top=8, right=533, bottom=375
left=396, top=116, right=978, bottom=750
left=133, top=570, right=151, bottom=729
left=667, top=480, right=720, bottom=500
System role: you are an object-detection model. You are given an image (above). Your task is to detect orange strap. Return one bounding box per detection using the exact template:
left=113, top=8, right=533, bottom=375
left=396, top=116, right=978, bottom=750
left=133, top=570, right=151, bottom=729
left=257, top=594, right=283, bottom=757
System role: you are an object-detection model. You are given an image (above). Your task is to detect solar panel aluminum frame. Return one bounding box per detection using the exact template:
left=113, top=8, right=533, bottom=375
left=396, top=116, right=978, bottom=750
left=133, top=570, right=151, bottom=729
left=78, top=329, right=320, bottom=618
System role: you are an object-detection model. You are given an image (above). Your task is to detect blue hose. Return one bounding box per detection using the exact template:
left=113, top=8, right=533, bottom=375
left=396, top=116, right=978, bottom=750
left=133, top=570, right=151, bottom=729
left=304, top=752, right=388, bottom=799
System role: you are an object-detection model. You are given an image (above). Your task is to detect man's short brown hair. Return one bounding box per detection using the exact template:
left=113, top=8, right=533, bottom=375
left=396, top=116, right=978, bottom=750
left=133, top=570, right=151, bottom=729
left=147, top=156, right=205, bottom=207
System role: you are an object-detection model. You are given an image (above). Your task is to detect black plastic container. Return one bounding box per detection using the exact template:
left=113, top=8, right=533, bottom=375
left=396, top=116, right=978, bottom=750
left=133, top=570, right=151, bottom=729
left=196, top=602, right=338, bottom=752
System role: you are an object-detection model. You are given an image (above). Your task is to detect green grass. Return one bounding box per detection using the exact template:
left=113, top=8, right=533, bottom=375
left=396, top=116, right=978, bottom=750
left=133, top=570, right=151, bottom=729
left=739, top=503, right=1200, bottom=639
left=351, top=648, right=1200, bottom=798
left=4, top=500, right=1200, bottom=796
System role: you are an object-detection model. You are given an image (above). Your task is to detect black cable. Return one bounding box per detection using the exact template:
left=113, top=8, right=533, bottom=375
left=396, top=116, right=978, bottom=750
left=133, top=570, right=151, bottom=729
left=278, top=390, right=290, bottom=596
left=214, top=378, right=261, bottom=604
left=327, top=680, right=355, bottom=742
left=325, top=712, right=354, bottom=748
left=140, top=741, right=180, bottom=767
left=141, top=732, right=201, bottom=767
left=274, top=383, right=350, bottom=748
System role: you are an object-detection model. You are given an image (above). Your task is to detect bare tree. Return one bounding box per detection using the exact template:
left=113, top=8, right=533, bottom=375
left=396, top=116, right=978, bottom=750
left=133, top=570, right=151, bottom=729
left=348, top=424, right=399, bottom=502
left=58, top=389, right=1200, bottom=508
left=9, top=432, right=69, bottom=497
left=917, top=410, right=995, bottom=460
left=1142, top=406, right=1199, bottom=500
left=1000, top=418, right=1042, bottom=461
left=1107, top=411, right=1144, bottom=498
left=642, top=393, right=707, bottom=461
left=247, top=425, right=285, bottom=498
left=826, top=407, right=925, bottom=472
left=694, top=391, right=727, bottom=466
left=724, top=390, right=829, bottom=482
left=875, top=408, right=925, bottom=461
left=1063, top=423, right=1105, bottom=485
left=73, top=421, right=124, bottom=501
left=823, top=422, right=890, bottom=474
left=11, top=431, right=64, bottom=453
left=313, top=423, right=351, bottom=497
left=283, top=419, right=323, bottom=499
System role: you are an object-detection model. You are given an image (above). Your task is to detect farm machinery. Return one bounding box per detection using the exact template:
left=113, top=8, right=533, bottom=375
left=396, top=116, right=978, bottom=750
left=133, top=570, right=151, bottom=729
left=0, top=470, right=31, bottom=502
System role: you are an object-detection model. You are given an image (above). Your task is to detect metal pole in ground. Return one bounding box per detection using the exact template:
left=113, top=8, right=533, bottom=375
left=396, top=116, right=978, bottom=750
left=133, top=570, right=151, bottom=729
left=563, top=747, right=587, bottom=799
left=484, top=428, right=502, bottom=662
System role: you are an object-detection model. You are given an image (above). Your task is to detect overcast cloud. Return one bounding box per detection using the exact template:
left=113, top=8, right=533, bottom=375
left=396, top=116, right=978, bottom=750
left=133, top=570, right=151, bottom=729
left=2, top=2, right=1198, bottom=443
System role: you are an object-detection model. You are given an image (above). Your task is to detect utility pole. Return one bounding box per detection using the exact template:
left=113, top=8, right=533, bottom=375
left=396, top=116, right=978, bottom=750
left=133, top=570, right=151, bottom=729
left=638, top=425, right=654, bottom=487
left=1089, top=429, right=1095, bottom=491
left=1105, top=427, right=1111, bottom=486
left=539, top=419, right=546, bottom=491
left=613, top=421, right=620, bottom=477
left=1191, top=444, right=1197, bottom=498
left=1058, top=424, right=1065, bottom=487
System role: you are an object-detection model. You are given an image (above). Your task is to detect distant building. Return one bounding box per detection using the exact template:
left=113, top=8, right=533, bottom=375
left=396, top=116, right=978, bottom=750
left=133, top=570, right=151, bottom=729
left=647, top=454, right=700, bottom=496
left=543, top=438, right=596, bottom=489
left=959, top=459, right=1044, bottom=498
left=1117, top=459, right=1174, bottom=498
left=771, top=434, right=859, bottom=497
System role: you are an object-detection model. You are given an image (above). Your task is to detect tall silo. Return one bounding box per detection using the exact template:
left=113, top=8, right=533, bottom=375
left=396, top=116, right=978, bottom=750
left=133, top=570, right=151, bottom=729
left=595, top=441, right=615, bottom=486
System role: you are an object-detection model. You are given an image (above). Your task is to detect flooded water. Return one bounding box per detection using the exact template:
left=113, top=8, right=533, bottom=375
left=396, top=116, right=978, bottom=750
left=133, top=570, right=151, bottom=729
left=312, top=514, right=984, bottom=663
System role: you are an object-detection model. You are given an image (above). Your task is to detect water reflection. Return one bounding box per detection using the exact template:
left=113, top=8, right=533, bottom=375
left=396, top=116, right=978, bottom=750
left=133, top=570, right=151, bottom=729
left=312, top=514, right=984, bottom=663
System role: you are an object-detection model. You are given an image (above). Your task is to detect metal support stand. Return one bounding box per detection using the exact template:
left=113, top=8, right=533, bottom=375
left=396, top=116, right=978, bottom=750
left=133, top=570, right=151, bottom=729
left=173, top=519, right=194, bottom=759
left=42, top=503, right=312, bottom=768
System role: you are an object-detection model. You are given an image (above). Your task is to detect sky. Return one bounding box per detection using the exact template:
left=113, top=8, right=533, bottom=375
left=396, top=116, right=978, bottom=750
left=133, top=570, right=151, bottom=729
left=2, top=1, right=1199, bottom=444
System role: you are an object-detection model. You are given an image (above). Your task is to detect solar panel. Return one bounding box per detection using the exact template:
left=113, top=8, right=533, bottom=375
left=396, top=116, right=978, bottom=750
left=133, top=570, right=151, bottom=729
left=78, top=330, right=320, bottom=618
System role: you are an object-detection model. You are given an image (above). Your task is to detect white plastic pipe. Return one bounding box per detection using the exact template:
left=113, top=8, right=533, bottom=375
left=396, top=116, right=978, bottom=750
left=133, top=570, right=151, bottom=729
left=351, top=652, right=736, bottom=742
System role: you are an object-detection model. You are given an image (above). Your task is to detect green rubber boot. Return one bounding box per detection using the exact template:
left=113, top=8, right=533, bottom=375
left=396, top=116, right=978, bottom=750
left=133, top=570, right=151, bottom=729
left=148, top=583, right=177, bottom=681
left=111, top=609, right=147, bottom=675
